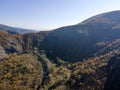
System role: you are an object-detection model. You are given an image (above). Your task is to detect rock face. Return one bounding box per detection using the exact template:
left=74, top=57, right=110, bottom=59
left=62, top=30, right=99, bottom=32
left=0, top=46, right=8, bottom=60
left=0, top=30, right=23, bottom=60
left=4, top=38, right=23, bottom=53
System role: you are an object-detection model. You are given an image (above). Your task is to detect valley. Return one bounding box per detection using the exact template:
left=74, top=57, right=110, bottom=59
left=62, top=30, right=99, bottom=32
left=1, top=11, right=120, bottom=90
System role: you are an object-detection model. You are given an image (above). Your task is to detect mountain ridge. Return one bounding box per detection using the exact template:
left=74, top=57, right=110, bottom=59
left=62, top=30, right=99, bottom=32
left=38, top=10, right=120, bottom=62
left=0, top=24, right=38, bottom=34
left=1, top=10, right=120, bottom=90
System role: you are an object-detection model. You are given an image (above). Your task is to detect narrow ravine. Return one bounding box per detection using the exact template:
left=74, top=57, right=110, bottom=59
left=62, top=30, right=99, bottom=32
left=38, top=60, right=48, bottom=89
left=35, top=53, right=53, bottom=90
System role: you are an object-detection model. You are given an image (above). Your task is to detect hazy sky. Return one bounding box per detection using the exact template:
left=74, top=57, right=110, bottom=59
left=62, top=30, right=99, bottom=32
left=0, top=0, right=120, bottom=30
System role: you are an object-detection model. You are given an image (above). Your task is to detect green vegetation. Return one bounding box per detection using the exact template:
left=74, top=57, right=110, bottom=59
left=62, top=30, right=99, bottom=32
left=1, top=11, right=120, bottom=90
left=0, top=53, right=42, bottom=90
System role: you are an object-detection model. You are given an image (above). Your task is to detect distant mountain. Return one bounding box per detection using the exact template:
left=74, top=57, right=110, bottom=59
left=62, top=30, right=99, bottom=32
left=39, top=10, right=120, bottom=62
left=0, top=24, right=37, bottom=34
left=2, top=11, right=120, bottom=63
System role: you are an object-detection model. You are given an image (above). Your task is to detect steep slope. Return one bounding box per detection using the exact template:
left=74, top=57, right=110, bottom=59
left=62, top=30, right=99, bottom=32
left=0, top=30, right=55, bottom=90
left=23, top=31, right=50, bottom=52
left=39, top=10, right=120, bottom=62
left=0, top=30, right=23, bottom=60
left=1, top=11, right=120, bottom=90
left=0, top=30, right=49, bottom=60
left=64, top=37, right=120, bottom=90
left=104, top=54, right=120, bottom=90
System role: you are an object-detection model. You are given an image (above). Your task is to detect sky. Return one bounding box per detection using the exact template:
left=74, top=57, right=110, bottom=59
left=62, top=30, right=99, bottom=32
left=0, top=0, right=120, bottom=30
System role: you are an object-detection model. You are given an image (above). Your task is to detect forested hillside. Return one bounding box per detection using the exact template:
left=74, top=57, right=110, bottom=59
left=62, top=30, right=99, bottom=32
left=1, top=11, right=120, bottom=90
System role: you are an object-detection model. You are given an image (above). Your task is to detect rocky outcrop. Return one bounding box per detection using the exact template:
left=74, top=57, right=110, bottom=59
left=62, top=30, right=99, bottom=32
left=0, top=46, right=8, bottom=60
left=0, top=30, right=23, bottom=60
left=4, top=38, right=23, bottom=53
